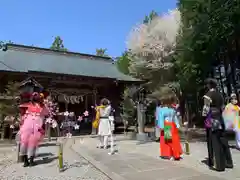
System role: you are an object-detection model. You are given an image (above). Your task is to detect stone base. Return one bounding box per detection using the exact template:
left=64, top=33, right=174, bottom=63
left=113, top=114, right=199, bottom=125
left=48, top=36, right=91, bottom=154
left=127, top=132, right=137, bottom=140
left=136, top=133, right=148, bottom=142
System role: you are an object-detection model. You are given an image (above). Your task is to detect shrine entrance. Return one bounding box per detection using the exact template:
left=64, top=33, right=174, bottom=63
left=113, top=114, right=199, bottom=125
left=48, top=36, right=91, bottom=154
left=49, top=87, right=97, bottom=136
left=16, top=73, right=124, bottom=137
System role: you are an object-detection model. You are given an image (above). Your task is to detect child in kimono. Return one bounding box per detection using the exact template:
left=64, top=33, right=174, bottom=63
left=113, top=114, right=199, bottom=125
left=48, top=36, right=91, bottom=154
left=157, top=96, right=182, bottom=160
left=223, top=93, right=240, bottom=149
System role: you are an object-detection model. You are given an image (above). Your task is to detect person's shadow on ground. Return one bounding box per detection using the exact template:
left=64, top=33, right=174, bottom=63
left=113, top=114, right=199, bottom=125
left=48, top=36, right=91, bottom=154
left=36, top=152, right=54, bottom=158
left=34, top=152, right=58, bottom=166
left=201, top=157, right=218, bottom=171
left=39, top=143, right=58, bottom=148
left=201, top=157, right=209, bottom=166
left=228, top=144, right=240, bottom=150
left=61, top=161, right=90, bottom=172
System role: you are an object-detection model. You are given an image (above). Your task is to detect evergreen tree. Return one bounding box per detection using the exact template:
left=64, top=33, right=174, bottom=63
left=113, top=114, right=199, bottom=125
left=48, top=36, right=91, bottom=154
left=174, top=0, right=240, bottom=125
left=95, top=48, right=108, bottom=57
left=116, top=51, right=130, bottom=75
left=143, top=10, right=158, bottom=24
left=50, top=36, right=68, bottom=51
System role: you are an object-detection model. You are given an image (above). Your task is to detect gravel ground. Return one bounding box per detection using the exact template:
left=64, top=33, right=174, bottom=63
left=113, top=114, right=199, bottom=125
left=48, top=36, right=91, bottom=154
left=0, top=139, right=110, bottom=180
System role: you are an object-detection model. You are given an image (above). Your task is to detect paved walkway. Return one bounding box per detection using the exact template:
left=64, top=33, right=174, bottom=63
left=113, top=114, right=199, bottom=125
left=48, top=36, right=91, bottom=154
left=0, top=139, right=110, bottom=180
left=71, top=135, right=237, bottom=180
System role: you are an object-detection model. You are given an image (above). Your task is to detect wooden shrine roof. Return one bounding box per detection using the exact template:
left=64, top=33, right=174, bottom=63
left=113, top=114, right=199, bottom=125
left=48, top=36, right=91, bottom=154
left=0, top=44, right=141, bottom=82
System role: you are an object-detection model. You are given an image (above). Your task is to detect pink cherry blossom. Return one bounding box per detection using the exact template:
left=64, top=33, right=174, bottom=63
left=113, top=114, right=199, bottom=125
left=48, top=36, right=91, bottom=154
left=78, top=116, right=83, bottom=121
left=64, top=111, right=69, bottom=116
left=83, top=111, right=89, bottom=117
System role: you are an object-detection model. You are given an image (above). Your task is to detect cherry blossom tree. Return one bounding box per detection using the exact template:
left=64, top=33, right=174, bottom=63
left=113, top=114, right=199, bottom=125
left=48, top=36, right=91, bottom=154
left=44, top=96, right=59, bottom=139
left=127, top=9, right=180, bottom=80
left=126, top=9, right=181, bottom=98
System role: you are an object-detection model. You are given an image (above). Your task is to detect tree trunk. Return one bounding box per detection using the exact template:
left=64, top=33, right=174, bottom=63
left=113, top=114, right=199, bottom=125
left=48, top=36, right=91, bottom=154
left=1, top=123, right=5, bottom=140
left=9, top=128, right=13, bottom=140
left=218, top=65, right=225, bottom=98
left=223, top=55, right=232, bottom=96
left=0, top=114, right=4, bottom=140
left=0, top=127, right=4, bottom=140
left=123, top=119, right=128, bottom=135
left=185, top=101, right=190, bottom=128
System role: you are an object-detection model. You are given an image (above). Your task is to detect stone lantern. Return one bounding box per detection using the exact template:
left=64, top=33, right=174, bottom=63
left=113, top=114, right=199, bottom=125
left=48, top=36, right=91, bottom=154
left=136, top=87, right=148, bottom=142
left=19, top=77, right=43, bottom=103
left=129, top=86, right=148, bottom=142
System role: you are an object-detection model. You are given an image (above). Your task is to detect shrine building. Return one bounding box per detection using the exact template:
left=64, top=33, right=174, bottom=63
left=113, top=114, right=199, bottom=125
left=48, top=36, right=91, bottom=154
left=0, top=44, right=140, bottom=135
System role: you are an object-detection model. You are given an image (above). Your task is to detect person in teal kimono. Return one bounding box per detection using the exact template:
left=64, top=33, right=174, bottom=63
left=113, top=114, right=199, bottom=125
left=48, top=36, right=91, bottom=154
left=157, top=96, right=182, bottom=160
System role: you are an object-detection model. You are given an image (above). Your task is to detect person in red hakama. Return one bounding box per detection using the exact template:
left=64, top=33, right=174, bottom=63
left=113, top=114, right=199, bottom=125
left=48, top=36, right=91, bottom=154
left=157, top=96, right=182, bottom=160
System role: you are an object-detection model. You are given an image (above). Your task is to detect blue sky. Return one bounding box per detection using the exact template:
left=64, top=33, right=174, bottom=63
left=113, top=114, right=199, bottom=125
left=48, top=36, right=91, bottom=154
left=1, top=0, right=176, bottom=57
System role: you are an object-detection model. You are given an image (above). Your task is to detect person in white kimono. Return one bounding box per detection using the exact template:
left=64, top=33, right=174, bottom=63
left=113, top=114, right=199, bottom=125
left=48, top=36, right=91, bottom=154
left=97, top=98, right=113, bottom=149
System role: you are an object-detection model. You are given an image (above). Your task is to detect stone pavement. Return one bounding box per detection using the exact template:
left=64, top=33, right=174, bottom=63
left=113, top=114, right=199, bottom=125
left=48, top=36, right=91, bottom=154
left=72, top=135, right=239, bottom=180
left=0, top=139, right=110, bottom=180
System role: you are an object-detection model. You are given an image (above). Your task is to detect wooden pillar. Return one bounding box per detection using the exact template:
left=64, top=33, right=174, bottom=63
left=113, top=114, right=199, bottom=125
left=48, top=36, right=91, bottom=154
left=85, top=95, right=88, bottom=110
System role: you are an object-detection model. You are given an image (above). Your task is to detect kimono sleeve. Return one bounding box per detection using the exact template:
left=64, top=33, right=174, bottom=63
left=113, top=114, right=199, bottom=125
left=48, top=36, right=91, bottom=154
left=157, top=108, right=164, bottom=129
left=155, top=107, right=159, bottom=125
left=42, top=105, right=50, bottom=116
left=222, top=104, right=230, bottom=116
left=20, top=115, right=26, bottom=126
left=155, top=108, right=158, bottom=121
left=202, top=95, right=211, bottom=117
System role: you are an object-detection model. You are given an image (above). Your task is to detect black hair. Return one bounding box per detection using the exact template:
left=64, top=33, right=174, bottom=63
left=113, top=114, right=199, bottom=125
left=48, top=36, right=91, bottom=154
left=160, top=94, right=176, bottom=107
left=156, top=100, right=161, bottom=106
left=205, top=78, right=218, bottom=89
left=31, top=93, right=41, bottom=104
left=100, top=98, right=109, bottom=106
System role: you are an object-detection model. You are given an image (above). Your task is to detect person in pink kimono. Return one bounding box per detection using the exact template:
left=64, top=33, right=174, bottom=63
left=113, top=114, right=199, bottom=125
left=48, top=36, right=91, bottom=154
left=20, top=92, right=49, bottom=167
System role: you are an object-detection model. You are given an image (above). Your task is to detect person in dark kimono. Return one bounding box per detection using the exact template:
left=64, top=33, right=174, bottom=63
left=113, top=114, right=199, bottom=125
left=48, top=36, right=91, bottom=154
left=202, top=78, right=233, bottom=171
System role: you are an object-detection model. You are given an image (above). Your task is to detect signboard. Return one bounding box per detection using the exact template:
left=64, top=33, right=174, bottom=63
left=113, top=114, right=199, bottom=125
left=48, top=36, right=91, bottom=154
left=52, top=94, right=84, bottom=104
